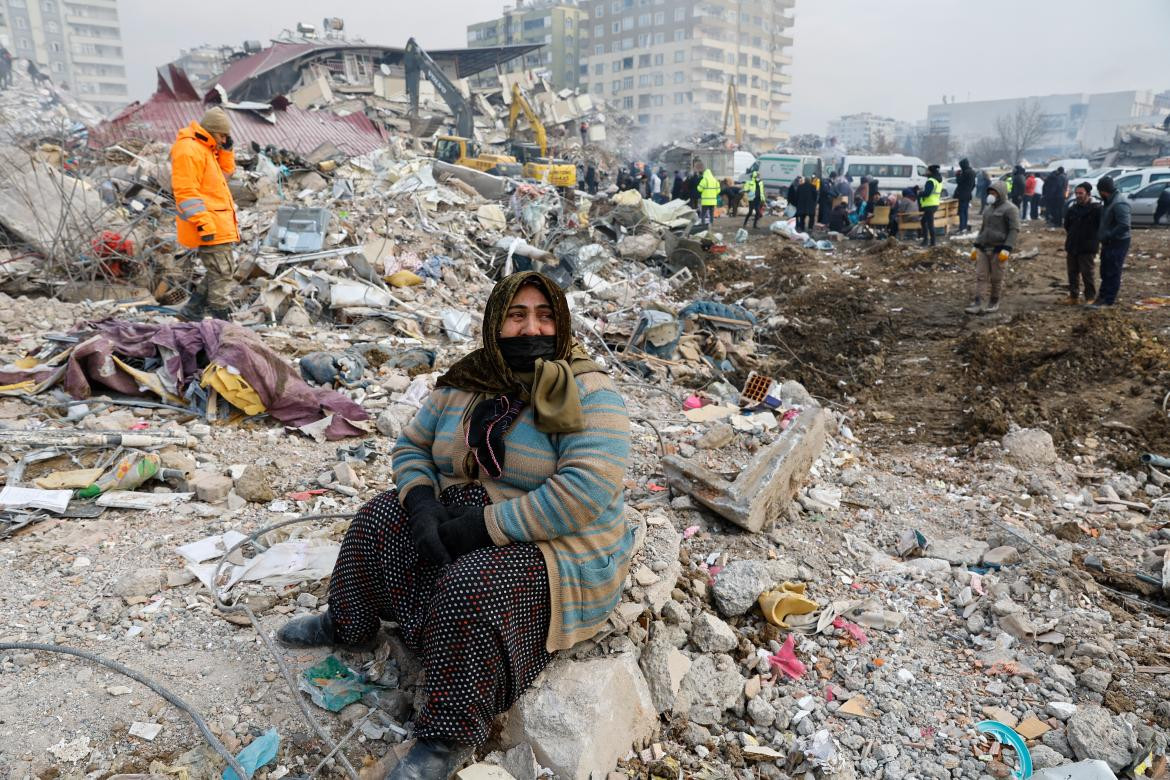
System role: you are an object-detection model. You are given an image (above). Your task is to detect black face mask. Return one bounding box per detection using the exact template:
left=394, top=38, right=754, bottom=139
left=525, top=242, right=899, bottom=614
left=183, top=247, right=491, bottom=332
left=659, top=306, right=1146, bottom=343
left=498, top=335, right=557, bottom=372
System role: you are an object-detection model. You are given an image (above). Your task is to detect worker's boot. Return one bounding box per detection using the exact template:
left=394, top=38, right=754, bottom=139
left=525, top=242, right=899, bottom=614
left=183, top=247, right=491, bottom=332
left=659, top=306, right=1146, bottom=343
left=387, top=738, right=474, bottom=780
left=964, top=299, right=983, bottom=315
left=983, top=298, right=1000, bottom=314
left=177, top=291, right=206, bottom=322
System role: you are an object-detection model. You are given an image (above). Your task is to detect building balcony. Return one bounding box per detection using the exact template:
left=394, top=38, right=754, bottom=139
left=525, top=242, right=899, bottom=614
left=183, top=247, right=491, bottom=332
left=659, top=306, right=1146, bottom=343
left=69, top=52, right=123, bottom=65
left=64, top=14, right=120, bottom=28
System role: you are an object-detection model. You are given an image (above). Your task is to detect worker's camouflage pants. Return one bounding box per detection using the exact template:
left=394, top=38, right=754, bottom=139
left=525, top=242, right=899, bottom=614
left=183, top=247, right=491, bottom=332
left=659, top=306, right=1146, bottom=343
left=196, top=245, right=238, bottom=313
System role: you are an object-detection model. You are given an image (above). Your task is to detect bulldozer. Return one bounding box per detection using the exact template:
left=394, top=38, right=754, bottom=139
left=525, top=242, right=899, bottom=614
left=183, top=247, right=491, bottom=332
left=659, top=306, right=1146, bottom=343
left=507, top=83, right=577, bottom=189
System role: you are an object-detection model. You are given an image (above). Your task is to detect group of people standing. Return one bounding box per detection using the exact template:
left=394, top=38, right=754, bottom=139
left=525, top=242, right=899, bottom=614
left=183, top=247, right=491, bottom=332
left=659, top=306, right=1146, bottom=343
left=1006, top=165, right=1070, bottom=225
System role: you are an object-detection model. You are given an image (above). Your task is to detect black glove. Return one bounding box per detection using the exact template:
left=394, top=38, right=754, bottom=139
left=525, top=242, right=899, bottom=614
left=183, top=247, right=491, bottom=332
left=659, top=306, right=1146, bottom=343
left=438, top=505, right=494, bottom=560
left=222, top=135, right=234, bottom=151
left=402, top=486, right=451, bottom=566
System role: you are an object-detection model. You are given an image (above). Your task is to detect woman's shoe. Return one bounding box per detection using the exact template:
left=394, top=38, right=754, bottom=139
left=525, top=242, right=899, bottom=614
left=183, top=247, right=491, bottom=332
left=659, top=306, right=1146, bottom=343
left=387, top=738, right=473, bottom=780
left=276, top=611, right=337, bottom=648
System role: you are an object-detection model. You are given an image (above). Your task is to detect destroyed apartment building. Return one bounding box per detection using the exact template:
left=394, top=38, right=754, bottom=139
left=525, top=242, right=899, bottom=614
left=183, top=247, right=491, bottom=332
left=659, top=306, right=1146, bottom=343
left=0, top=20, right=1168, bottom=780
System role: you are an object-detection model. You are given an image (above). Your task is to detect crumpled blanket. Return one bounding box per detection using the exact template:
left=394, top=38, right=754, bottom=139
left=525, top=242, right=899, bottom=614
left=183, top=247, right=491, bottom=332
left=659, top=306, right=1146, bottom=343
left=30, top=319, right=369, bottom=440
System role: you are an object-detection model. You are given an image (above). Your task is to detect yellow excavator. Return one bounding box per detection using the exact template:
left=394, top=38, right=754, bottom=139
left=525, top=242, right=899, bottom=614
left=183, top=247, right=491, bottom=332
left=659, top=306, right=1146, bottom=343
left=507, top=83, right=577, bottom=189
left=722, top=83, right=743, bottom=147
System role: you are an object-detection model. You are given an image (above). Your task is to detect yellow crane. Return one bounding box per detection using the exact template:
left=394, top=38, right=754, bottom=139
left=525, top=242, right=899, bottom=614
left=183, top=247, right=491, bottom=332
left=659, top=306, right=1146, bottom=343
left=507, top=82, right=578, bottom=189
left=722, top=83, right=743, bottom=146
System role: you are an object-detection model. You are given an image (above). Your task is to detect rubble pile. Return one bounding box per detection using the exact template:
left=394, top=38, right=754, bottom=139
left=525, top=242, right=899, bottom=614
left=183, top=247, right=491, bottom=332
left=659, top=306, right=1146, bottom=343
left=0, top=68, right=1168, bottom=780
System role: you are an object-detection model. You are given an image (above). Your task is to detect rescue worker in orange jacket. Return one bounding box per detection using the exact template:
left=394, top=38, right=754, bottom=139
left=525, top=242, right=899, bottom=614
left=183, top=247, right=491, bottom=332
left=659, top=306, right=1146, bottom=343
left=171, top=106, right=240, bottom=320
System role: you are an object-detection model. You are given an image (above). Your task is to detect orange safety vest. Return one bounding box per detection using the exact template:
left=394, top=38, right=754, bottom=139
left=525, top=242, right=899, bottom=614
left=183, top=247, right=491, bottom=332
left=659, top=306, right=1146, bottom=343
left=171, top=121, right=239, bottom=249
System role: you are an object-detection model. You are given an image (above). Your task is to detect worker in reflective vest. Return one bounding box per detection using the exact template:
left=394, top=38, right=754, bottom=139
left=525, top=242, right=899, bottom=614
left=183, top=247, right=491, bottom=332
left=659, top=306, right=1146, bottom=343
left=918, top=164, right=943, bottom=247
left=743, top=168, right=766, bottom=229
left=697, top=164, right=721, bottom=226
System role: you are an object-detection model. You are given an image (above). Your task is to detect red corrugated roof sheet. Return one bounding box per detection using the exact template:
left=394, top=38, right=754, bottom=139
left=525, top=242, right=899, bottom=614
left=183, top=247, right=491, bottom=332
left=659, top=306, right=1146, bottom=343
left=89, top=98, right=386, bottom=158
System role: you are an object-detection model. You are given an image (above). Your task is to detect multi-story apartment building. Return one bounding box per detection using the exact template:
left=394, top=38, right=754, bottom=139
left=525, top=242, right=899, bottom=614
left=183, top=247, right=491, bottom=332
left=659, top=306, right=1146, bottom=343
left=579, top=0, right=794, bottom=149
left=467, top=1, right=586, bottom=90
left=0, top=0, right=128, bottom=113
left=827, top=112, right=898, bottom=153
left=174, top=44, right=241, bottom=90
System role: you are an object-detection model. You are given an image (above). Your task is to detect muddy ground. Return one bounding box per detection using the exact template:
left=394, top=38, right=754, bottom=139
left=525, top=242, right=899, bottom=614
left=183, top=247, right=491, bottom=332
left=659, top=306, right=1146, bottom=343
left=707, top=216, right=1170, bottom=467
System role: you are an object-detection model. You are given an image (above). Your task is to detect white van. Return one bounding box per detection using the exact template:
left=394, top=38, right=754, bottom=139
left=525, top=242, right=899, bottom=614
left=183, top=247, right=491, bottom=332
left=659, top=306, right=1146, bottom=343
left=838, top=155, right=928, bottom=193
left=756, top=154, right=822, bottom=195
left=1111, top=167, right=1170, bottom=194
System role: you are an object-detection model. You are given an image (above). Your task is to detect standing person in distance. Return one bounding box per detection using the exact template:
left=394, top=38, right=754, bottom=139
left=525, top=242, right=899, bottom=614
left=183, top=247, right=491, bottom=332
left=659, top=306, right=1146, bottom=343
left=1061, top=181, right=1101, bottom=305
left=918, top=164, right=944, bottom=247
left=966, top=180, right=1020, bottom=314
left=1091, top=176, right=1131, bottom=307
left=954, top=158, right=976, bottom=232
left=795, top=175, right=818, bottom=233
left=696, top=162, right=721, bottom=226
left=743, top=164, right=766, bottom=230
left=976, top=169, right=991, bottom=212
left=171, top=106, right=240, bottom=321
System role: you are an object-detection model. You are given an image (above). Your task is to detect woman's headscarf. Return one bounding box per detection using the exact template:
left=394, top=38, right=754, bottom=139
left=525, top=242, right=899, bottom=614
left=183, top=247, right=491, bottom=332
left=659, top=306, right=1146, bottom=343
left=437, top=271, right=602, bottom=436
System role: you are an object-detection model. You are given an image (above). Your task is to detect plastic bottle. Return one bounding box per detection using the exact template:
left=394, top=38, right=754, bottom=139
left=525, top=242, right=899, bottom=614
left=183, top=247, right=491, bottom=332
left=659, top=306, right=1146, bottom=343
left=76, top=452, right=161, bottom=499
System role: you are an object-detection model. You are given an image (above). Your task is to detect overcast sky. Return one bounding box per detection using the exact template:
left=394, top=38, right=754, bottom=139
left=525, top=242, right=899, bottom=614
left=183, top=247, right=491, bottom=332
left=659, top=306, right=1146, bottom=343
left=119, top=0, right=1170, bottom=134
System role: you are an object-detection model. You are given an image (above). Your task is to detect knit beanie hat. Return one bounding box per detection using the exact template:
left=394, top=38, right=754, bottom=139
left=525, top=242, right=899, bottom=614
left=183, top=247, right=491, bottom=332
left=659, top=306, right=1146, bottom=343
left=199, top=106, right=231, bottom=135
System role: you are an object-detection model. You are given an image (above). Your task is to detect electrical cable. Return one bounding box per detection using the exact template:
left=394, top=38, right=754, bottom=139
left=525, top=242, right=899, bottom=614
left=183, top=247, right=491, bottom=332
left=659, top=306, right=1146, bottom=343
left=0, top=641, right=247, bottom=779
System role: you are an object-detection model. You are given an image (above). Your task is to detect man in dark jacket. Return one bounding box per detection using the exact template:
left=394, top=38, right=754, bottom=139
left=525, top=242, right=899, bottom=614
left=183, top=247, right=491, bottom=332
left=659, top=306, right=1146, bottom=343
left=584, top=164, right=598, bottom=195
left=1045, top=167, right=1068, bottom=226
left=1010, top=166, right=1027, bottom=210
left=1093, top=176, right=1132, bottom=307
left=976, top=170, right=991, bottom=210
left=1154, top=185, right=1170, bottom=226
left=967, top=180, right=1020, bottom=314
left=671, top=170, right=684, bottom=201
left=795, top=176, right=818, bottom=232
left=1062, top=182, right=1101, bottom=304
left=954, top=158, right=976, bottom=232
left=817, top=173, right=835, bottom=226
left=786, top=176, right=801, bottom=206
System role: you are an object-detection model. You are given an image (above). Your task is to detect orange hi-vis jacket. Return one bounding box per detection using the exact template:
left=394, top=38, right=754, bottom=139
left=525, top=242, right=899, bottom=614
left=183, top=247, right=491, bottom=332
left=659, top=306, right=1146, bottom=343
left=171, top=121, right=239, bottom=249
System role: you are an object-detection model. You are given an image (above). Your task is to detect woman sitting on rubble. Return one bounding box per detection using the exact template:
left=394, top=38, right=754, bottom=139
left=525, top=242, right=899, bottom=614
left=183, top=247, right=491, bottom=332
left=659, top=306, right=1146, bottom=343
left=277, top=271, right=632, bottom=780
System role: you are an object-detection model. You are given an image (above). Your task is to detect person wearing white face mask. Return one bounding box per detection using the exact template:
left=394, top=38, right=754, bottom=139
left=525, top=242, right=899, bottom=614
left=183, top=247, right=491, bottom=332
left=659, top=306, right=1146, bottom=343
left=966, top=180, right=1020, bottom=314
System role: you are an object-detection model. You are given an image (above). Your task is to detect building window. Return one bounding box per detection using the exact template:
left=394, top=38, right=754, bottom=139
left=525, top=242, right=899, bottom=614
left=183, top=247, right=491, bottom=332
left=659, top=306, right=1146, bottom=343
left=673, top=29, right=684, bottom=41
left=673, top=71, right=684, bottom=83
left=595, top=5, right=604, bottom=17
left=623, top=75, right=633, bottom=89
left=638, top=113, right=649, bottom=123
left=622, top=56, right=633, bottom=69
left=674, top=50, right=685, bottom=63
left=594, top=63, right=604, bottom=75
left=612, top=61, right=620, bottom=73
left=638, top=54, right=650, bottom=67
left=638, top=94, right=650, bottom=107
left=622, top=15, right=633, bottom=30
left=674, top=6, right=685, bottom=21
left=638, top=74, right=649, bottom=86
left=653, top=33, right=664, bottom=44
left=752, top=55, right=762, bottom=68
left=15, top=17, right=27, bottom=28
left=636, top=33, right=648, bottom=46
left=654, top=53, right=663, bottom=65
left=594, top=44, right=604, bottom=55
left=654, top=73, right=663, bottom=86
left=612, top=21, right=620, bottom=33
left=611, top=79, right=620, bottom=92
left=594, top=24, right=603, bottom=37
left=653, top=94, right=663, bottom=107
left=622, top=37, right=634, bottom=50
left=637, top=13, right=650, bottom=25
left=611, top=0, right=620, bottom=12
left=623, top=96, right=634, bottom=109
left=674, top=92, right=686, bottom=104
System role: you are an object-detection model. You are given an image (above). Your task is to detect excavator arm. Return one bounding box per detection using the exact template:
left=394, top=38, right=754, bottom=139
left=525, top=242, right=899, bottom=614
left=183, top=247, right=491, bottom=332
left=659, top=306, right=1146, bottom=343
left=507, top=82, right=547, bottom=157
left=404, top=37, right=475, bottom=138
left=722, top=83, right=742, bottom=146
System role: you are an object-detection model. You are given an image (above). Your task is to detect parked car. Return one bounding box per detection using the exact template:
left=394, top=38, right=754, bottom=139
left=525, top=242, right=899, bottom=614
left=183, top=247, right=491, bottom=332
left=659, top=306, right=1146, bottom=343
left=1112, top=167, right=1170, bottom=194
left=1128, top=180, right=1170, bottom=225
left=940, top=177, right=958, bottom=197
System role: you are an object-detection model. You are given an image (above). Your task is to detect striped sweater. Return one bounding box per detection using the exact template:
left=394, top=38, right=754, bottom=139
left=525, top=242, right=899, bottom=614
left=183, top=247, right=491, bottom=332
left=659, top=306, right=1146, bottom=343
left=392, top=371, right=632, bottom=652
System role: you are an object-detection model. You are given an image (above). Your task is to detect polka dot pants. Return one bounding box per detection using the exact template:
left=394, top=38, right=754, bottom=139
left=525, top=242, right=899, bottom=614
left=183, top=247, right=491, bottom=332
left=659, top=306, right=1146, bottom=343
left=327, top=484, right=553, bottom=746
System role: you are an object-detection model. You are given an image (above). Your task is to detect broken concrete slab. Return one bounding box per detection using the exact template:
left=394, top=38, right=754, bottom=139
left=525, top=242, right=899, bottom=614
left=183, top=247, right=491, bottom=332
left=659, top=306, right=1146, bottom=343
left=499, top=652, right=655, bottom=780
left=639, top=635, right=691, bottom=714
left=927, top=536, right=990, bottom=566
left=433, top=160, right=509, bottom=200
left=662, top=406, right=827, bottom=533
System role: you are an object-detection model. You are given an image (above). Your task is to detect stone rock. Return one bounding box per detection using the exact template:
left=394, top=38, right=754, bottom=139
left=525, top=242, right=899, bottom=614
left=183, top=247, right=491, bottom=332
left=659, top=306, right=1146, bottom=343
left=1078, top=667, right=1112, bottom=693
left=639, top=637, right=691, bottom=714
left=281, top=304, right=312, bottom=328
left=712, top=560, right=799, bottom=617
left=298, top=171, right=328, bottom=192
left=928, top=536, right=989, bottom=566
left=333, top=462, right=362, bottom=489
left=192, top=472, right=232, bottom=504
left=1046, top=702, right=1078, bottom=721
left=376, top=408, right=401, bottom=439
left=112, top=568, right=164, bottom=600
left=982, top=546, right=1020, bottom=566
left=499, top=653, right=654, bottom=780
left=636, top=516, right=681, bottom=613
left=746, top=695, right=776, bottom=727
left=1027, top=745, right=1066, bottom=770
left=500, top=743, right=539, bottom=780
left=1002, top=428, right=1057, bottom=467
left=674, top=654, right=743, bottom=725
left=999, top=613, right=1035, bottom=640
left=233, top=465, right=275, bottom=503
left=457, top=766, right=515, bottom=780
left=697, top=423, right=735, bottom=450
left=1050, top=664, right=1077, bottom=690
left=690, top=613, right=737, bottom=653
left=779, top=380, right=814, bottom=407
left=1065, top=705, right=1139, bottom=773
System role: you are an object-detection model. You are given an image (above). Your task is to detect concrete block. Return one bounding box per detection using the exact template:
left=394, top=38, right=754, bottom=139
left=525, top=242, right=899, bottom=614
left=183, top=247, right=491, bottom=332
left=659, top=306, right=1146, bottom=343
left=499, top=653, right=655, bottom=780
left=662, top=406, right=827, bottom=532
left=192, top=472, right=232, bottom=504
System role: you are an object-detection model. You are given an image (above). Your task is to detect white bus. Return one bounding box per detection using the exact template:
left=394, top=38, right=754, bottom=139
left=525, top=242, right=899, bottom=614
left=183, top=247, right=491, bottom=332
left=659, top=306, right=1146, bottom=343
left=837, top=155, right=929, bottom=194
